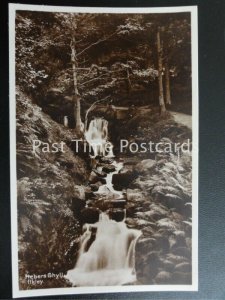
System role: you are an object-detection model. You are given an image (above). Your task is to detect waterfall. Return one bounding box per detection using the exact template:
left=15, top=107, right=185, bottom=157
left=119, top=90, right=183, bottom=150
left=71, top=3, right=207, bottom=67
left=95, top=160, right=123, bottom=196
left=66, top=117, right=141, bottom=287
left=85, top=118, right=114, bottom=157
left=66, top=213, right=141, bottom=286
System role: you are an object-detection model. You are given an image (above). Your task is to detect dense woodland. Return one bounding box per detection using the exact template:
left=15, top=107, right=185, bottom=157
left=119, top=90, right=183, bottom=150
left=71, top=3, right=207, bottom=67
left=16, top=11, right=193, bottom=289
left=16, top=11, right=191, bottom=129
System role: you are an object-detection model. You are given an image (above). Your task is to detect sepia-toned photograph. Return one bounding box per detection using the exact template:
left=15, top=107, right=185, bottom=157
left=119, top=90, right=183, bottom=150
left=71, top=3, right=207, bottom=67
left=9, top=4, right=198, bottom=298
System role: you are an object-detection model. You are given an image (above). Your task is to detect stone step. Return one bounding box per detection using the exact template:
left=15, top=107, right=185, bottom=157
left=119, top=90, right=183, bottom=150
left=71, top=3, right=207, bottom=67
left=109, top=209, right=125, bottom=222
left=111, top=199, right=126, bottom=209
left=80, top=207, right=100, bottom=224
left=99, top=157, right=114, bottom=164
left=112, top=172, right=137, bottom=190
left=93, top=168, right=107, bottom=178
left=101, top=165, right=116, bottom=173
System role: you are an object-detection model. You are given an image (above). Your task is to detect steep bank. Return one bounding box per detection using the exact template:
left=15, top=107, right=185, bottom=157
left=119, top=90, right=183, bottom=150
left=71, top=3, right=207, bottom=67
left=16, top=88, right=90, bottom=289
left=110, top=108, right=192, bottom=284
left=16, top=89, right=192, bottom=288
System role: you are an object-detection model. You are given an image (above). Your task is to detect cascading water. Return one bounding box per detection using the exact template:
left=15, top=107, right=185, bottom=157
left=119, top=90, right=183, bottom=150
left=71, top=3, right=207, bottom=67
left=66, top=117, right=141, bottom=286
left=66, top=214, right=141, bottom=286
left=85, top=118, right=114, bottom=158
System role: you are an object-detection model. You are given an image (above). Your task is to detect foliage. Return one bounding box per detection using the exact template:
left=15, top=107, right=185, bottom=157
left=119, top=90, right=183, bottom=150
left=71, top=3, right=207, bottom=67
left=16, top=88, right=89, bottom=289
left=16, top=11, right=191, bottom=116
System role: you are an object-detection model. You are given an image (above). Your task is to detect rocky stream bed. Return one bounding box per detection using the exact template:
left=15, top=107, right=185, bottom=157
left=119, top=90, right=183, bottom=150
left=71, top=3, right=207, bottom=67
left=17, top=89, right=192, bottom=289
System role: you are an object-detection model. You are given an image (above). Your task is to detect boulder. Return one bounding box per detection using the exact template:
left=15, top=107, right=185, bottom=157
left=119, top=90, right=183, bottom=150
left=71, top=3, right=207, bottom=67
left=80, top=207, right=100, bottom=224
left=111, top=199, right=126, bottom=209
left=85, top=187, right=96, bottom=200
left=89, top=182, right=102, bottom=192
left=126, top=203, right=137, bottom=218
left=89, top=171, right=106, bottom=184
left=112, top=172, right=137, bottom=190
left=71, top=197, right=86, bottom=216
left=102, top=165, right=116, bottom=173
left=93, top=169, right=107, bottom=178
left=109, top=209, right=125, bottom=222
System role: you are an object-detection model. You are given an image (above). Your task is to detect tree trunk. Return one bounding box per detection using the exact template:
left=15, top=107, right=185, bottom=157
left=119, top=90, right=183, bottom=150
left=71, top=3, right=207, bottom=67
left=70, top=17, right=82, bottom=133
left=165, top=59, right=171, bottom=105
left=157, top=28, right=166, bottom=114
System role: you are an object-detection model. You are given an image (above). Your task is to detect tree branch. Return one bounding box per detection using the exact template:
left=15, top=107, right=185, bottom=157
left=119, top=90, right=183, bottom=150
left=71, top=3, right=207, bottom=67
left=77, top=31, right=117, bottom=57
left=85, top=96, right=111, bottom=130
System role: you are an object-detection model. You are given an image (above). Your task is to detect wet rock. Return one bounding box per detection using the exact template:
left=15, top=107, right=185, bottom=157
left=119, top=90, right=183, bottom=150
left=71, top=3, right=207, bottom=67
left=111, top=199, right=126, bottom=209
left=125, top=217, right=139, bottom=228
left=89, top=171, right=100, bottom=184
left=99, top=157, right=114, bottom=164
left=80, top=207, right=99, bottom=224
left=120, top=165, right=134, bottom=174
left=71, top=197, right=86, bottom=216
left=126, top=203, right=137, bottom=218
left=112, top=172, right=137, bottom=190
left=85, top=227, right=97, bottom=251
left=85, top=187, right=95, bottom=200
left=102, top=165, right=116, bottom=173
left=89, top=171, right=106, bottom=184
left=93, top=169, right=107, bottom=178
left=89, top=182, right=102, bottom=192
left=109, top=209, right=125, bottom=222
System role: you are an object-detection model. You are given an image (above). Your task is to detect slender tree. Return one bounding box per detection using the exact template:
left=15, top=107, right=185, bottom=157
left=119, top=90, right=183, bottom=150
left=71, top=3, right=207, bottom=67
left=165, top=57, right=171, bottom=105
left=70, top=16, right=83, bottom=134
left=156, top=27, right=166, bottom=114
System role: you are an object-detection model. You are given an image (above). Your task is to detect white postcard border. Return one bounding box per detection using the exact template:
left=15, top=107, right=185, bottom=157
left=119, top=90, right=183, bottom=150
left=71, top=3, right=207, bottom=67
left=9, top=3, right=198, bottom=298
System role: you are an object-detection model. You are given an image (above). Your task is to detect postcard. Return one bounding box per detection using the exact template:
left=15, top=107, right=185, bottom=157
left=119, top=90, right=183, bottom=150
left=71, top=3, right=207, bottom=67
left=9, top=4, right=198, bottom=298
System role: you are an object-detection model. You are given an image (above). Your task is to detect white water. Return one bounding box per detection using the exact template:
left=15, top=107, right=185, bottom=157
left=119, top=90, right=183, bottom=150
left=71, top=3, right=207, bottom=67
left=96, top=160, right=123, bottom=197
left=85, top=118, right=114, bottom=158
left=66, top=214, right=141, bottom=286
left=66, top=117, right=141, bottom=287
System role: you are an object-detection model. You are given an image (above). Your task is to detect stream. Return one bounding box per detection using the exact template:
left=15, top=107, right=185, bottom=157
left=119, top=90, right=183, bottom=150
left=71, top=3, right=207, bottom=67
left=66, top=118, right=141, bottom=286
